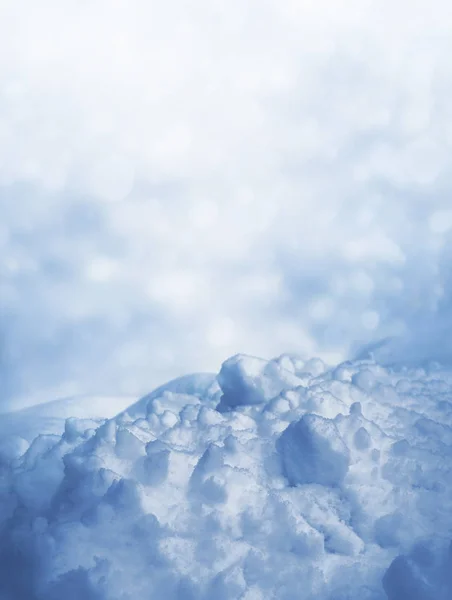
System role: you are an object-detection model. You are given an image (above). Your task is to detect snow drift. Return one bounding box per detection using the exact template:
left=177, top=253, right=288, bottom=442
left=1, top=353, right=452, bottom=599
left=0, top=394, right=136, bottom=442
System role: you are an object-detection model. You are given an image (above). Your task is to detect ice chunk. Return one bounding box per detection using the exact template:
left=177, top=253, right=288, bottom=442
left=135, top=440, right=170, bottom=486
left=217, top=354, right=302, bottom=410
left=277, top=414, right=350, bottom=487
left=64, top=417, right=100, bottom=443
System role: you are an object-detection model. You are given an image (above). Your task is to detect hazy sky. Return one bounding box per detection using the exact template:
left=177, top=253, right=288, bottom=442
left=2, top=0, right=452, bottom=408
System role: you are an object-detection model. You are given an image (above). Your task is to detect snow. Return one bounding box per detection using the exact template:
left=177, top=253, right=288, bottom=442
left=277, top=414, right=350, bottom=487
left=0, top=394, right=136, bottom=441
left=216, top=354, right=303, bottom=411
left=1, top=353, right=452, bottom=599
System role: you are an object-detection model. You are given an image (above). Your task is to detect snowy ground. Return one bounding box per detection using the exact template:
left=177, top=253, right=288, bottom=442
left=1, top=353, right=452, bottom=599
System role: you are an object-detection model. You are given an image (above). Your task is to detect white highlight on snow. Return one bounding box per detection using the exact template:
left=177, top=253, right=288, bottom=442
left=1, top=352, right=452, bottom=599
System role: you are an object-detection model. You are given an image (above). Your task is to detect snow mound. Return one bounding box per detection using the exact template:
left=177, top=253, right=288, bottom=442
left=0, top=394, right=136, bottom=441
left=1, top=354, right=452, bottom=599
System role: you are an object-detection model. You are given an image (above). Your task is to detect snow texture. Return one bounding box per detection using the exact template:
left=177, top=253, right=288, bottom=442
left=1, top=352, right=452, bottom=599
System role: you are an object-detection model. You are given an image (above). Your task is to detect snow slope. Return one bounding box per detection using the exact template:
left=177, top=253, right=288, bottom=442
left=0, top=394, right=136, bottom=442
left=1, top=353, right=452, bottom=599
left=0, top=374, right=217, bottom=443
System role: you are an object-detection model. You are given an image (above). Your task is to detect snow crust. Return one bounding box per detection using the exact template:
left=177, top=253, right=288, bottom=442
left=1, top=353, right=452, bottom=599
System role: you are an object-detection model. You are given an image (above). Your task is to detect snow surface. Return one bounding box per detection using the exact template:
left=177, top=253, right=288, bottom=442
left=1, top=353, right=452, bottom=599
left=0, top=394, right=137, bottom=442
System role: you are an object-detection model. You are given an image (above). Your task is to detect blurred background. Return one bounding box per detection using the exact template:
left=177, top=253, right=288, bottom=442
left=2, top=0, right=452, bottom=410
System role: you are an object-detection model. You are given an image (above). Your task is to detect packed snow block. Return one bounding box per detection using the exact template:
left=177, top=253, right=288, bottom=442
left=136, top=440, right=170, bottom=486
left=104, top=478, right=142, bottom=513
left=189, top=444, right=228, bottom=504
left=277, top=414, right=350, bottom=487
left=20, top=434, right=61, bottom=470
left=0, top=435, right=28, bottom=463
left=190, top=444, right=224, bottom=483
left=115, top=428, right=145, bottom=460
left=352, top=368, right=377, bottom=393
left=64, top=418, right=100, bottom=443
left=374, top=512, right=408, bottom=548
left=383, top=555, right=433, bottom=600
left=197, top=405, right=224, bottom=427
left=216, top=354, right=302, bottom=411
left=94, top=420, right=117, bottom=445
